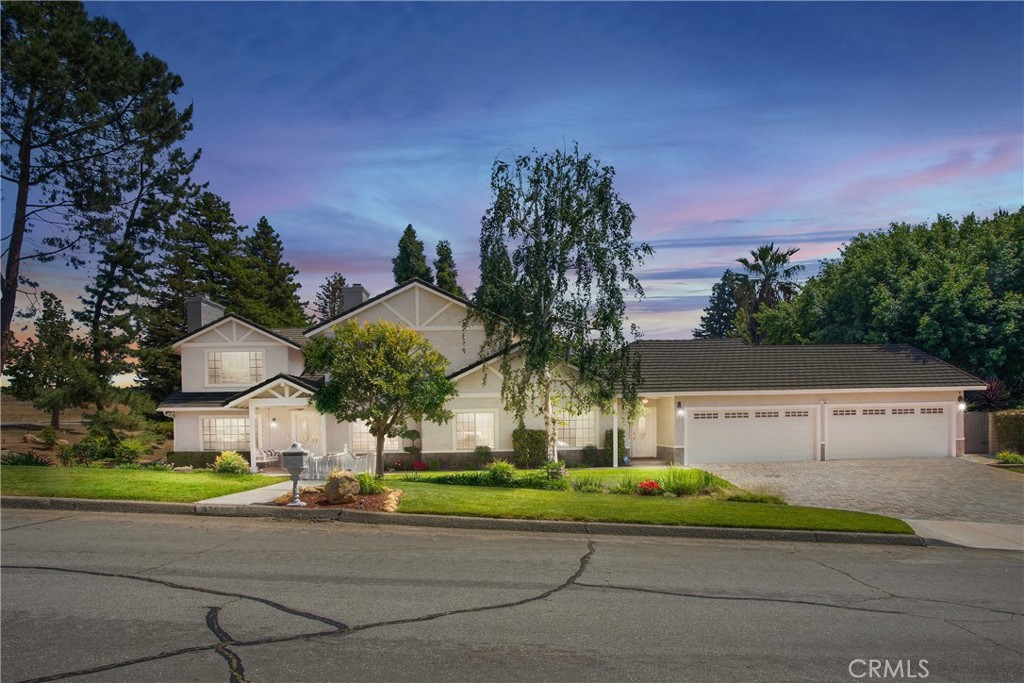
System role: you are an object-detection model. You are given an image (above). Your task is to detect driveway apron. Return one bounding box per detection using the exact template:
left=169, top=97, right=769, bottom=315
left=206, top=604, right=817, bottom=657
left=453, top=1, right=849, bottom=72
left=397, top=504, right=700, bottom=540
left=702, top=457, right=1024, bottom=524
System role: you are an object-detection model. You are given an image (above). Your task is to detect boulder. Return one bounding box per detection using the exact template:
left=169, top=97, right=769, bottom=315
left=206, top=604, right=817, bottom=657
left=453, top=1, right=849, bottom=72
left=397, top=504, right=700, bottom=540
left=172, top=466, right=194, bottom=473
left=55, top=439, right=71, bottom=448
left=324, top=469, right=359, bottom=504
left=23, top=434, right=44, bottom=444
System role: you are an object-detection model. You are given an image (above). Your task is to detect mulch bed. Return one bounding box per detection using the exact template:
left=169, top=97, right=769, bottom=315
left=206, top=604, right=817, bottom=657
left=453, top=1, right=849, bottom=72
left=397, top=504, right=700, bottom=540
left=276, top=491, right=391, bottom=511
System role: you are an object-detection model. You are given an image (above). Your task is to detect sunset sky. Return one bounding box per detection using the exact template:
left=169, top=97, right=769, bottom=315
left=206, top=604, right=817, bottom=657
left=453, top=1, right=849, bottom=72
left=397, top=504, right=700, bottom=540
left=10, top=1, right=1023, bottom=338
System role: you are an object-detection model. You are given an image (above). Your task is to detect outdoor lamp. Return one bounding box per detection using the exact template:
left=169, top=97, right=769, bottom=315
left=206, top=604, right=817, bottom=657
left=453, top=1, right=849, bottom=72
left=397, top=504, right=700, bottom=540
left=270, top=418, right=278, bottom=428
left=676, top=401, right=684, bottom=418
left=957, top=396, right=966, bottom=412
left=282, top=443, right=309, bottom=507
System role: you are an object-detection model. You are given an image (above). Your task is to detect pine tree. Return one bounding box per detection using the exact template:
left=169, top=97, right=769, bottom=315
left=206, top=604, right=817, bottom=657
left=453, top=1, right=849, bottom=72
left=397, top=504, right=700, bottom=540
left=693, top=269, right=740, bottom=339
left=5, top=292, right=96, bottom=428
left=136, top=192, right=247, bottom=400
left=392, top=225, right=433, bottom=284
left=313, top=272, right=348, bottom=322
left=230, top=217, right=308, bottom=327
left=433, top=241, right=466, bottom=298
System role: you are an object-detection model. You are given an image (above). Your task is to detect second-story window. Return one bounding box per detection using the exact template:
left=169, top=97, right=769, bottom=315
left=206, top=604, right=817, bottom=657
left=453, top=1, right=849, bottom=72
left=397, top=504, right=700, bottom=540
left=208, top=351, right=263, bottom=385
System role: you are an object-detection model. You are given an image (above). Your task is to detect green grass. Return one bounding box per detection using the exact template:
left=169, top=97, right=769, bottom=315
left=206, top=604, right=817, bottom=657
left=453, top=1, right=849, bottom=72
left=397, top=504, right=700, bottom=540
left=394, top=481, right=912, bottom=534
left=0, top=466, right=288, bottom=503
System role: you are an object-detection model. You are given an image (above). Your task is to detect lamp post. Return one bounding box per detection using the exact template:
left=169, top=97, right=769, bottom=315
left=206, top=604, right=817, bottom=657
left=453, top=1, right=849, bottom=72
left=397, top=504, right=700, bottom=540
left=282, top=442, right=309, bottom=507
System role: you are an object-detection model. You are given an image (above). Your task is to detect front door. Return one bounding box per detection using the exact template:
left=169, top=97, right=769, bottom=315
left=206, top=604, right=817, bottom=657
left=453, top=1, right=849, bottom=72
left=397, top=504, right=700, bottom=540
left=291, top=409, right=323, bottom=456
left=631, top=405, right=655, bottom=459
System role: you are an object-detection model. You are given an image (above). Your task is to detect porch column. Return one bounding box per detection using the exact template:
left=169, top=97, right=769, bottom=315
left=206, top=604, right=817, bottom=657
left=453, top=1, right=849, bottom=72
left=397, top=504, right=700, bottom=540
left=248, top=404, right=258, bottom=473
left=612, top=400, right=619, bottom=468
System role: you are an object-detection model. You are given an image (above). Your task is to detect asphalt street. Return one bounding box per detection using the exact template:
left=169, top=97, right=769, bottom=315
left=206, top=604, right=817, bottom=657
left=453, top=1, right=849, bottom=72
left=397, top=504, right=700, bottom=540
left=1, top=510, right=1021, bottom=683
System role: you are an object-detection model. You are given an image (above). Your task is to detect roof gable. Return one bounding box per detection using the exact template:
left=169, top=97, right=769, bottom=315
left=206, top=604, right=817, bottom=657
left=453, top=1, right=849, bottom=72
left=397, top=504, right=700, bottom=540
left=172, top=314, right=305, bottom=350
left=305, top=278, right=474, bottom=337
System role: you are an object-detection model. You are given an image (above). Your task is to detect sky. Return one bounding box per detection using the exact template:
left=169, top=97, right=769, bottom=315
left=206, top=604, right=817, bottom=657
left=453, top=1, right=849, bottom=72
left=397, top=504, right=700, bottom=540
left=8, top=1, right=1023, bottom=339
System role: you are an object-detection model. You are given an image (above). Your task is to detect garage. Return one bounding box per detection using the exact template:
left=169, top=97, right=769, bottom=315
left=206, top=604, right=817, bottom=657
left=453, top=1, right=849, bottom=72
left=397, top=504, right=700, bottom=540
left=686, top=406, right=817, bottom=464
left=826, top=404, right=951, bottom=459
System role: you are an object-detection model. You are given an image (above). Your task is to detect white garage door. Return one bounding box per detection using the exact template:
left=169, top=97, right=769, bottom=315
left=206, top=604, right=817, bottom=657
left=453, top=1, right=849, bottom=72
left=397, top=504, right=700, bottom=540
left=686, top=407, right=817, bottom=464
left=827, top=405, right=950, bottom=459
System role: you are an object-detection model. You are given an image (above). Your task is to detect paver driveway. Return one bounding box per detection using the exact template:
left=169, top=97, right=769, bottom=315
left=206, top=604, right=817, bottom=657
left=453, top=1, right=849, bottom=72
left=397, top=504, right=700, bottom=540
left=702, top=457, right=1024, bottom=523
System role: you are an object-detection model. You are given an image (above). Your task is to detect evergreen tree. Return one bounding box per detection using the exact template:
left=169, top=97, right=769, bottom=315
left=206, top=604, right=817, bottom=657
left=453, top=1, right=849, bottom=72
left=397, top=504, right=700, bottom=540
left=693, top=269, right=739, bottom=339
left=1, top=1, right=195, bottom=366
left=136, top=192, right=247, bottom=400
left=392, top=224, right=433, bottom=284
left=433, top=241, right=466, bottom=298
left=5, top=292, right=96, bottom=428
left=230, top=217, right=308, bottom=327
left=313, top=272, right=348, bottom=322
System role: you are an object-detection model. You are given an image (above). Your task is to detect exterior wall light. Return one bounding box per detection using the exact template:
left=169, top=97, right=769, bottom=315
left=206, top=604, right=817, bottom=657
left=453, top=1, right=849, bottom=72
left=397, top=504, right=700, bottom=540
left=957, top=396, right=966, bottom=412
left=676, top=401, right=684, bottom=417
left=271, top=417, right=278, bottom=428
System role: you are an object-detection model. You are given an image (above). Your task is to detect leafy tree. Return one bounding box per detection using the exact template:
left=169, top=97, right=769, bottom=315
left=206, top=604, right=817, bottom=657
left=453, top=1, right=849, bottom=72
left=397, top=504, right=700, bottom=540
left=392, top=224, right=433, bottom=284
left=313, top=272, right=347, bottom=322
left=5, top=292, right=96, bottom=428
left=734, top=244, right=804, bottom=344
left=693, top=269, right=740, bottom=339
left=433, top=240, right=465, bottom=298
left=758, top=210, right=1024, bottom=402
left=1, top=1, right=194, bottom=365
left=469, top=144, right=653, bottom=458
left=304, top=320, right=457, bottom=476
left=136, top=191, right=247, bottom=400
left=230, top=217, right=308, bottom=327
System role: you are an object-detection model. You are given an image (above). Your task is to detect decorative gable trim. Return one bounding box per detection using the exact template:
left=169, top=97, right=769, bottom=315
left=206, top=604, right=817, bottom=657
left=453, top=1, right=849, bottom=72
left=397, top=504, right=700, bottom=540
left=172, top=314, right=303, bottom=350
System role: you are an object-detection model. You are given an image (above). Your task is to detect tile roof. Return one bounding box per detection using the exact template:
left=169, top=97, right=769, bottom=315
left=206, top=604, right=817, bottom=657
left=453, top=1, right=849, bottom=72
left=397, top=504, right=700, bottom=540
left=272, top=328, right=310, bottom=347
left=630, top=339, right=985, bottom=393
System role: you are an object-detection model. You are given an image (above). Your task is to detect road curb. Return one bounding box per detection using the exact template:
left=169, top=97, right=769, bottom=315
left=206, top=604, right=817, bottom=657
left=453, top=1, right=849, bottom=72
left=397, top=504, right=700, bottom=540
left=1, top=496, right=924, bottom=546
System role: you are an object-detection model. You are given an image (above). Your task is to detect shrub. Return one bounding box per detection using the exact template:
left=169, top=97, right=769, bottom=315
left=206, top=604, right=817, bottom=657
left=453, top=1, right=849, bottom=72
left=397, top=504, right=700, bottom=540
left=512, top=428, right=547, bottom=469
left=151, top=420, right=175, bottom=440
left=474, top=445, right=493, bottom=467
left=428, top=471, right=494, bottom=487
left=487, top=459, right=517, bottom=486
left=994, top=410, right=1024, bottom=453
left=720, top=486, right=787, bottom=505
left=569, top=473, right=606, bottom=493
left=637, top=479, right=662, bottom=496
left=39, top=426, right=59, bottom=448
left=659, top=468, right=724, bottom=497
left=610, top=473, right=642, bottom=495
left=412, top=459, right=429, bottom=471
left=1, top=451, right=52, bottom=466
left=112, top=438, right=151, bottom=464
left=542, top=459, right=567, bottom=480
left=995, top=450, right=1024, bottom=465
left=167, top=451, right=220, bottom=469
left=580, top=444, right=604, bottom=467
left=213, top=451, right=249, bottom=474
left=64, top=438, right=109, bottom=466
left=427, top=459, right=440, bottom=471
left=603, top=429, right=628, bottom=465
left=357, top=472, right=387, bottom=495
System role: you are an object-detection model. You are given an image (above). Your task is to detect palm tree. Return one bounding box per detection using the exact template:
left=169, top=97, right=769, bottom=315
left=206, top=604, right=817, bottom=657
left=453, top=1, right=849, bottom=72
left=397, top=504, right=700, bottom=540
left=734, top=243, right=804, bottom=344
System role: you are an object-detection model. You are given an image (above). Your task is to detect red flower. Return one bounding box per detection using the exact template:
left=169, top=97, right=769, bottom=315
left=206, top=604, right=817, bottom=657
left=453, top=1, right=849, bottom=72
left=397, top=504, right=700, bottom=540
left=412, top=460, right=429, bottom=471
left=637, top=479, right=662, bottom=495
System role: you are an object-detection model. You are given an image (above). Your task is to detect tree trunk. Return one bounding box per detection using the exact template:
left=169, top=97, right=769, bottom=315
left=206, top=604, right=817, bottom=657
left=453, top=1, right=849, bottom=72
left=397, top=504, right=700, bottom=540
left=543, top=371, right=556, bottom=462
left=1, top=93, right=36, bottom=368
left=375, top=433, right=385, bottom=477
left=51, top=407, right=60, bottom=429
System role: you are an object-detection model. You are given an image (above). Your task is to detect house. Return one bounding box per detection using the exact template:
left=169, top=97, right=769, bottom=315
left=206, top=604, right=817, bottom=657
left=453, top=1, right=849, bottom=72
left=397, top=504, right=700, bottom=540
left=157, top=279, right=985, bottom=470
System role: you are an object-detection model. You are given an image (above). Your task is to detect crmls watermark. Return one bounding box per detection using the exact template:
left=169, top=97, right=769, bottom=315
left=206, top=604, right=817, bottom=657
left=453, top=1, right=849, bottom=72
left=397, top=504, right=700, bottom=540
left=848, top=659, right=930, bottom=679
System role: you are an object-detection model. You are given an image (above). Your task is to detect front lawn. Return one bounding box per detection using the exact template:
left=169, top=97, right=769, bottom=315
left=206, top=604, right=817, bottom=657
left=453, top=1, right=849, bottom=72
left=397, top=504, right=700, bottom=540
left=395, top=481, right=913, bottom=534
left=0, top=467, right=287, bottom=503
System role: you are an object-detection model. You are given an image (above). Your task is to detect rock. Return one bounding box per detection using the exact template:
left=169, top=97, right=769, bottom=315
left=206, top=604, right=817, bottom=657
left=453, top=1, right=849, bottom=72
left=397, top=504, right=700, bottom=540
left=172, top=466, right=193, bottom=473
left=324, top=469, right=359, bottom=504
left=301, top=485, right=324, bottom=494
left=55, top=439, right=71, bottom=448
left=23, top=434, right=44, bottom=444
left=383, top=489, right=403, bottom=513
left=274, top=493, right=293, bottom=505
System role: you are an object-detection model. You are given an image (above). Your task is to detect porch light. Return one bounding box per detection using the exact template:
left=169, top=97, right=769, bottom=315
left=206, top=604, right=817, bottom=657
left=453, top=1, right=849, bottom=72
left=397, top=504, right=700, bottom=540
left=271, top=418, right=278, bottom=428
left=957, top=397, right=966, bottom=412
left=676, top=401, right=684, bottom=418
left=641, top=397, right=649, bottom=405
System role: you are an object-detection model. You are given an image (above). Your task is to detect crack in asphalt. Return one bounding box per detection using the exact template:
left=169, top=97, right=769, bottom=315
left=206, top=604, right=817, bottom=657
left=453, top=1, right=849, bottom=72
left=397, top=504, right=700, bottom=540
left=206, top=606, right=247, bottom=683
left=2, top=541, right=596, bottom=683
left=0, top=515, right=72, bottom=532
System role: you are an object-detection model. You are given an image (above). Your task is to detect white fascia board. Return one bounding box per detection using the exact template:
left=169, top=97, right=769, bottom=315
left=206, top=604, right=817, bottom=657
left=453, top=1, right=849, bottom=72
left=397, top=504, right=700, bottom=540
left=305, top=281, right=471, bottom=338
left=634, top=386, right=985, bottom=398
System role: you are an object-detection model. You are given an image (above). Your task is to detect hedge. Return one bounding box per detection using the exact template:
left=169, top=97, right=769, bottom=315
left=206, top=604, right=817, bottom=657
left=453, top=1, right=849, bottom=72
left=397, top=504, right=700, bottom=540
left=166, top=451, right=236, bottom=468
left=993, top=410, right=1024, bottom=453
left=603, top=428, right=629, bottom=464
left=512, top=428, right=547, bottom=468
